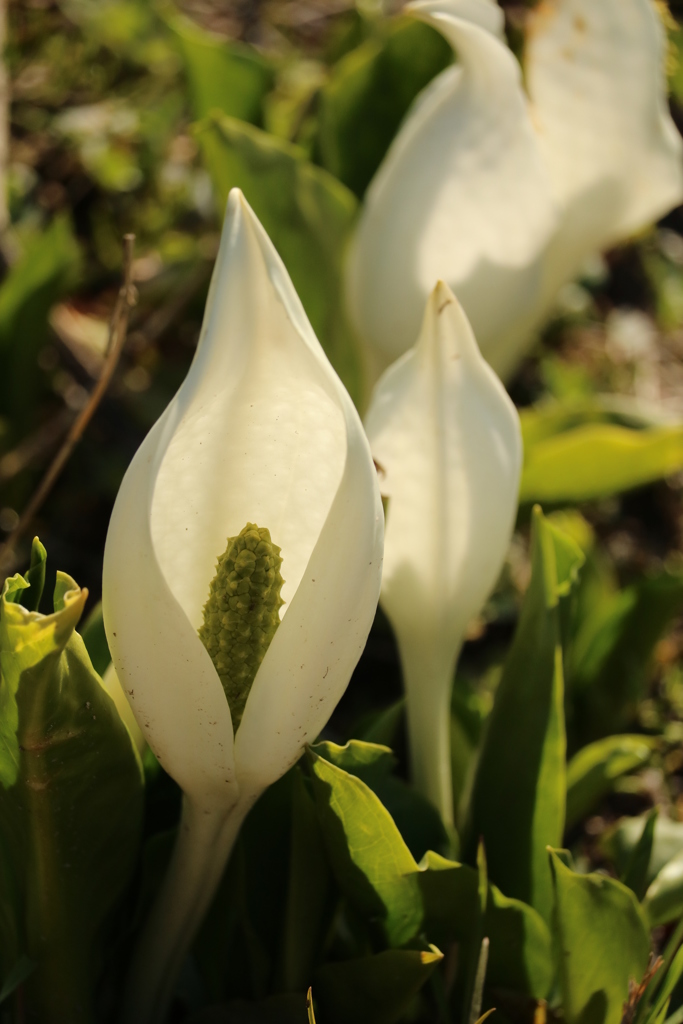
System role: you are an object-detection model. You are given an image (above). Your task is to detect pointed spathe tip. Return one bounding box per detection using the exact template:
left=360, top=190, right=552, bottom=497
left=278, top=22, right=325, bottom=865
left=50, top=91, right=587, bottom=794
left=430, top=279, right=460, bottom=314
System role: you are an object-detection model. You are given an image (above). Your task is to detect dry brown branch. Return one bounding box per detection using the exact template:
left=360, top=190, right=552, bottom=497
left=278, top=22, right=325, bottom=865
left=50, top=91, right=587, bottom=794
left=0, top=234, right=137, bottom=575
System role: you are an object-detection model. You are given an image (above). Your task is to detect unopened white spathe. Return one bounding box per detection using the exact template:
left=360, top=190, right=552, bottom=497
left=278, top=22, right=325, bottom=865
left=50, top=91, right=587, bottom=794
left=103, top=189, right=383, bottom=1024
left=348, top=0, right=683, bottom=381
left=366, top=282, right=522, bottom=822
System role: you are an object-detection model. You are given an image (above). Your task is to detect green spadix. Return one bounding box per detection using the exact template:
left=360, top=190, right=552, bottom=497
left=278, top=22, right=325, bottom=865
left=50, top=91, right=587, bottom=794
left=199, top=524, right=284, bottom=731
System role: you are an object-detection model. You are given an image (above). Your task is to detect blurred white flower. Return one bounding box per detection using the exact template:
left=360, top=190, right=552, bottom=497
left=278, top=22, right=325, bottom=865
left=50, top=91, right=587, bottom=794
left=347, top=0, right=683, bottom=381
left=103, top=189, right=383, bottom=1024
left=365, top=281, right=522, bottom=823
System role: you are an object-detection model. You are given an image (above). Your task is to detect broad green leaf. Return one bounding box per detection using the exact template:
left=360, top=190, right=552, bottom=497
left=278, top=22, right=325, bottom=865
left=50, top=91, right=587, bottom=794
left=566, top=735, right=657, bottom=829
left=571, top=570, right=683, bottom=742
left=417, top=853, right=553, bottom=1000
left=549, top=850, right=650, bottom=1024
left=0, top=217, right=81, bottom=431
left=195, top=113, right=363, bottom=407
left=622, top=809, right=659, bottom=902
left=520, top=423, right=683, bottom=504
left=643, top=849, right=683, bottom=926
left=311, top=739, right=450, bottom=860
left=465, top=508, right=583, bottom=921
left=519, top=398, right=657, bottom=450
left=0, top=569, right=143, bottom=1019
left=166, top=10, right=274, bottom=125
left=308, top=749, right=422, bottom=948
left=315, top=17, right=452, bottom=197
left=314, top=947, right=443, bottom=1024
left=80, top=601, right=111, bottom=677
left=602, top=814, right=683, bottom=885
left=277, top=769, right=332, bottom=993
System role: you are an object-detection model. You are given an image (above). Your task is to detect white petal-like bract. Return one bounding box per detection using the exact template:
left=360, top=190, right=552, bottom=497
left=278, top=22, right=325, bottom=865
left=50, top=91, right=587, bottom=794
left=366, top=282, right=522, bottom=820
left=348, top=0, right=683, bottom=380
left=103, top=189, right=383, bottom=1024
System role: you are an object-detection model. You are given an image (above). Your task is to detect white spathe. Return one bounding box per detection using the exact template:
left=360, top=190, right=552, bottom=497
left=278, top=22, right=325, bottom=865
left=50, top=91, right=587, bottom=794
left=347, top=0, right=683, bottom=381
left=103, top=188, right=383, bottom=1024
left=365, top=282, right=522, bottom=822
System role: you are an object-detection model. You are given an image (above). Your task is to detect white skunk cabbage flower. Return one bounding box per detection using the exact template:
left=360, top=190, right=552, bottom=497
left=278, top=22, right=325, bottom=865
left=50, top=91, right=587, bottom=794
left=348, top=0, right=683, bottom=381
left=365, top=282, right=521, bottom=823
left=103, top=189, right=383, bottom=1024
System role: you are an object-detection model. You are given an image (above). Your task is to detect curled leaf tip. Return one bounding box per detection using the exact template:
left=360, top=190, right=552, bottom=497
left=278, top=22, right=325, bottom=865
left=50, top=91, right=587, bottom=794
left=198, top=523, right=285, bottom=731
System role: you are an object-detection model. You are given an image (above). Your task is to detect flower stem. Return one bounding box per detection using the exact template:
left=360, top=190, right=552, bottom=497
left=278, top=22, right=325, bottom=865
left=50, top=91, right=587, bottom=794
left=399, top=638, right=458, bottom=827
left=121, top=791, right=255, bottom=1024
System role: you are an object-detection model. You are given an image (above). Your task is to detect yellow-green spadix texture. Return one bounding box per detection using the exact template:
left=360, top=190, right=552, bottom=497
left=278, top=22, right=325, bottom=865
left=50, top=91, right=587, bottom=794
left=199, top=524, right=284, bottom=731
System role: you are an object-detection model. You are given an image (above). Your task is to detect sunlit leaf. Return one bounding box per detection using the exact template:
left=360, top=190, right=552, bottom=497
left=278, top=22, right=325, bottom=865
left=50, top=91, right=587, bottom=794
left=0, top=568, right=143, bottom=1017
left=465, top=508, right=583, bottom=921
left=316, top=17, right=452, bottom=197
left=308, top=748, right=422, bottom=948
left=549, top=850, right=650, bottom=1024
left=311, top=739, right=451, bottom=860
left=521, top=423, right=683, bottom=504
left=644, top=848, right=683, bottom=926
left=566, top=735, right=657, bottom=829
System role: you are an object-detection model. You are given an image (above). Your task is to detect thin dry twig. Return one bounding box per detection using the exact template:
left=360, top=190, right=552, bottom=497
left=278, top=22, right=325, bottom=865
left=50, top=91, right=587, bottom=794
left=0, top=408, right=74, bottom=485
left=0, top=233, right=137, bottom=575
left=620, top=954, right=664, bottom=1024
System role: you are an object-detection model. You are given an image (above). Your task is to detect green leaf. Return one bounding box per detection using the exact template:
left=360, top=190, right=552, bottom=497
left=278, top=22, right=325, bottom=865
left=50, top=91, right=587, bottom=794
left=464, top=508, right=583, bottom=921
left=195, top=113, right=364, bottom=407
left=79, top=601, right=111, bottom=677
left=417, top=853, right=553, bottom=1000
left=0, top=570, right=144, bottom=1020
left=644, top=849, right=683, bottom=926
left=519, top=398, right=657, bottom=450
left=0, top=217, right=81, bottom=431
left=13, top=538, right=47, bottom=613
left=623, top=808, right=659, bottom=902
left=308, top=748, right=422, bottom=948
left=312, top=738, right=396, bottom=778
left=313, top=947, right=443, bottom=1024
left=315, top=17, right=452, bottom=197
left=566, top=735, right=657, bottom=829
left=165, top=10, right=274, bottom=125
left=311, top=739, right=451, bottom=860
left=571, top=570, right=683, bottom=742
left=277, top=769, right=332, bottom=993
left=520, top=423, right=683, bottom=504
left=549, top=850, right=651, bottom=1024
left=602, top=813, right=683, bottom=885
